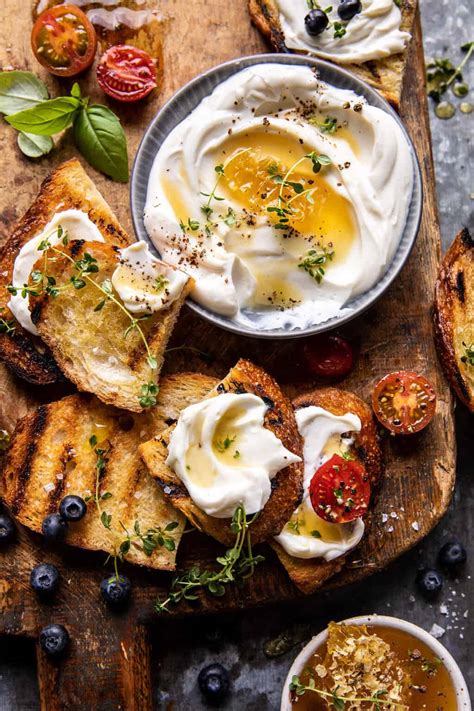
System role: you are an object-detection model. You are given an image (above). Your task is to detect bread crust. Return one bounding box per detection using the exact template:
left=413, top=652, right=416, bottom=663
left=434, top=228, right=474, bottom=412
left=270, top=387, right=383, bottom=594
left=2, top=373, right=216, bottom=570
left=0, top=159, right=130, bottom=385
left=248, top=0, right=417, bottom=107
left=30, top=240, right=192, bottom=412
left=140, top=359, right=304, bottom=546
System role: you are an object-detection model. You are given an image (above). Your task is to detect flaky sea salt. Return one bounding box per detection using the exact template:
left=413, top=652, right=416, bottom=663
left=411, top=521, right=420, bottom=532
left=43, top=482, right=55, bottom=493
left=429, top=623, right=445, bottom=639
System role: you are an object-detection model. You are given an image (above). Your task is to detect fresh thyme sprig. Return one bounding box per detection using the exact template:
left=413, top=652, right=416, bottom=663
left=155, top=504, right=264, bottom=614
left=267, top=152, right=331, bottom=231
left=200, top=163, right=226, bottom=221
left=85, top=434, right=179, bottom=579
left=461, top=341, right=474, bottom=366
left=310, top=115, right=339, bottom=134
left=118, top=519, right=179, bottom=558
left=9, top=226, right=159, bottom=409
left=289, top=676, right=409, bottom=710
left=427, top=41, right=474, bottom=102
left=0, top=315, right=16, bottom=335
left=298, top=246, right=334, bottom=283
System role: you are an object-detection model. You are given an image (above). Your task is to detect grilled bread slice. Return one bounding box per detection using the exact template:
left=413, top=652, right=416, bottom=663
left=29, top=240, right=192, bottom=413
left=0, top=159, right=130, bottom=385
left=248, top=0, right=417, bottom=107
left=140, top=359, right=304, bottom=546
left=434, top=228, right=474, bottom=412
left=2, top=373, right=216, bottom=570
left=271, top=387, right=383, bottom=594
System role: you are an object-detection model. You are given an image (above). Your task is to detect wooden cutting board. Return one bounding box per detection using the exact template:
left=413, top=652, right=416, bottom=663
left=0, top=1, right=455, bottom=709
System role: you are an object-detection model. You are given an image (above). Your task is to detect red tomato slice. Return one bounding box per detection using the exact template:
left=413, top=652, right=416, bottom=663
left=309, top=454, right=370, bottom=523
left=31, top=5, right=97, bottom=77
left=372, top=370, right=436, bottom=435
left=97, top=45, right=157, bottom=102
left=303, top=334, right=354, bottom=379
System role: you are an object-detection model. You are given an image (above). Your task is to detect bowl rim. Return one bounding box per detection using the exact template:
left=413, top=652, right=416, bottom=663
left=280, top=614, right=471, bottom=711
left=131, top=53, right=423, bottom=340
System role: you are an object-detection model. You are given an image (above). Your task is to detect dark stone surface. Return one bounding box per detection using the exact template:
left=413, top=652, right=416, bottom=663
left=0, top=3, right=472, bottom=709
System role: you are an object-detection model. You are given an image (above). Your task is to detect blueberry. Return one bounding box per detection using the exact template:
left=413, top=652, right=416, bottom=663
left=304, top=9, right=329, bottom=36
left=337, top=0, right=362, bottom=21
left=0, top=513, right=15, bottom=545
left=416, top=568, right=444, bottom=598
left=198, top=663, right=230, bottom=703
left=100, top=575, right=131, bottom=607
left=39, top=623, right=69, bottom=657
left=59, top=495, right=87, bottom=523
left=42, top=513, right=67, bottom=541
left=30, top=563, right=59, bottom=598
left=438, top=541, right=467, bottom=570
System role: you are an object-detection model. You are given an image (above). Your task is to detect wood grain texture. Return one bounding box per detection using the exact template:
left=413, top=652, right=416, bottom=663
left=0, top=1, right=455, bottom=709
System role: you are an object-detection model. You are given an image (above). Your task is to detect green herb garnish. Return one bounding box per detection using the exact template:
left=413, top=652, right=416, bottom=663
left=2, top=76, right=128, bottom=181
left=200, top=164, right=225, bottom=221
left=139, top=382, right=159, bottom=408
left=311, top=115, right=339, bottom=134
left=215, top=434, right=236, bottom=452
left=266, top=152, right=331, bottom=232
left=155, top=504, right=264, bottom=613
left=288, top=518, right=301, bottom=535
left=427, top=42, right=474, bottom=103
left=155, top=274, right=169, bottom=292
left=333, top=21, right=347, bottom=38
left=289, top=676, right=408, bottom=709
left=298, top=245, right=334, bottom=283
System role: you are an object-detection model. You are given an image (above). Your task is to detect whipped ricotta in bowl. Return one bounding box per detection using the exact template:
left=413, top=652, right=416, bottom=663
left=274, top=405, right=364, bottom=561
left=276, top=0, right=410, bottom=65
left=143, top=62, right=414, bottom=334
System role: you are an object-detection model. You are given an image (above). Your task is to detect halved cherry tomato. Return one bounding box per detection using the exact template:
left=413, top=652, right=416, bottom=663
left=309, top=454, right=370, bottom=523
left=303, top=334, right=354, bottom=379
left=97, top=45, right=157, bottom=102
left=372, top=370, right=436, bottom=435
left=31, top=5, right=97, bottom=77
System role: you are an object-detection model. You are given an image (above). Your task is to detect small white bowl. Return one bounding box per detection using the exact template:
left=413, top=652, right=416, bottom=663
left=281, top=614, right=471, bottom=711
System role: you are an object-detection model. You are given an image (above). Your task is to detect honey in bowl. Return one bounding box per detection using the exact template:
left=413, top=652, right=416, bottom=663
left=290, top=622, right=458, bottom=710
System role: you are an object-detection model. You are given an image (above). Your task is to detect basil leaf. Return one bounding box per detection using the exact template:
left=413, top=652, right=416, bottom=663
left=0, top=71, right=49, bottom=116
left=17, top=132, right=53, bottom=158
left=74, top=104, right=129, bottom=182
left=6, top=96, right=81, bottom=135
left=71, top=82, right=82, bottom=100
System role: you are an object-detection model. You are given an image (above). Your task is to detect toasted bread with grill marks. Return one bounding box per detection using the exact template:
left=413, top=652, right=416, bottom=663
left=270, top=387, right=383, bottom=594
left=140, top=359, right=304, bottom=546
left=2, top=373, right=216, bottom=570
left=0, top=159, right=130, bottom=385
left=434, top=228, right=474, bottom=412
left=248, top=0, right=417, bottom=107
left=29, top=240, right=192, bottom=412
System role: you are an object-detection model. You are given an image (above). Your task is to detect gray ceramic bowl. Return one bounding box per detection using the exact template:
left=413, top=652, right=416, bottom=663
left=131, top=54, right=422, bottom=339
